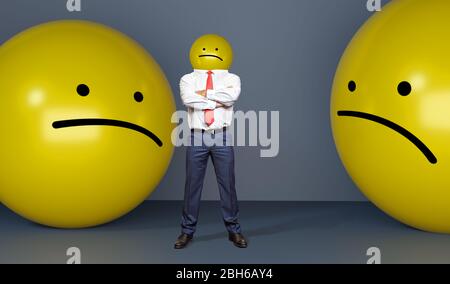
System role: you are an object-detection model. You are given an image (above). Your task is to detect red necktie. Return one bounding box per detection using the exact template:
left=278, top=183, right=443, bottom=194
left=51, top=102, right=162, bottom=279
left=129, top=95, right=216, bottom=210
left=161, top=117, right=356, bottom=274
left=204, top=71, right=214, bottom=126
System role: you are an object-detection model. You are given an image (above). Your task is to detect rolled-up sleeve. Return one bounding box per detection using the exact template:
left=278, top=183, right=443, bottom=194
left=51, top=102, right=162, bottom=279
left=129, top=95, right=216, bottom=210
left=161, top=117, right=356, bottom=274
left=180, top=74, right=217, bottom=110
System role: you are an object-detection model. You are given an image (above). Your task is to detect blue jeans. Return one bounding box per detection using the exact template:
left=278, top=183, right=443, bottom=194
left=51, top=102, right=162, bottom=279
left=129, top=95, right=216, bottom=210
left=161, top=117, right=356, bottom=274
left=181, top=129, right=241, bottom=235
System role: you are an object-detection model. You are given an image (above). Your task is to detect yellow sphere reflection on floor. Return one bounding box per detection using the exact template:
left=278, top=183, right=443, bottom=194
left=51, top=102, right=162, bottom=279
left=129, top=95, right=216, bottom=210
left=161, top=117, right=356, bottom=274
left=0, top=20, right=175, bottom=228
left=331, top=0, right=450, bottom=233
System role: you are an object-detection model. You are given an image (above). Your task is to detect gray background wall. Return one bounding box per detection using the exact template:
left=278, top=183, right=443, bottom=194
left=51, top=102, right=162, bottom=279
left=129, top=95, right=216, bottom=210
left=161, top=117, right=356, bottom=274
left=0, top=0, right=389, bottom=201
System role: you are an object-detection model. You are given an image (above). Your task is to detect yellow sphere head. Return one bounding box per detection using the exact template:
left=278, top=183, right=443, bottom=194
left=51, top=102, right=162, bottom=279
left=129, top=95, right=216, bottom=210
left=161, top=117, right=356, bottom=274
left=189, top=34, right=233, bottom=70
left=0, top=20, right=175, bottom=228
left=331, top=0, right=450, bottom=233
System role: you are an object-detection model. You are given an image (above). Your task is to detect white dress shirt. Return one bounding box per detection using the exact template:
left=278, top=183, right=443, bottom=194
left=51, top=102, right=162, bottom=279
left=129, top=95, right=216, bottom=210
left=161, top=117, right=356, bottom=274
left=180, top=69, right=241, bottom=130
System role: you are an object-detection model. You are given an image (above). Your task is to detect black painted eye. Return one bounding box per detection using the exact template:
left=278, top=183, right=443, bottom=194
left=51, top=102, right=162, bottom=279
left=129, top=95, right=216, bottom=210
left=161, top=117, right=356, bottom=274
left=348, top=81, right=356, bottom=92
left=215, top=48, right=219, bottom=51
left=202, top=48, right=206, bottom=51
left=134, top=92, right=144, bottom=102
left=397, top=81, right=412, bottom=96
left=77, top=84, right=90, bottom=96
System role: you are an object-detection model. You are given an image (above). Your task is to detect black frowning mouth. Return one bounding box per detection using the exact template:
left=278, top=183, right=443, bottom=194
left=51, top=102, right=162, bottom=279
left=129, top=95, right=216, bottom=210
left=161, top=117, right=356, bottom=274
left=52, top=118, right=163, bottom=147
left=198, top=54, right=223, bottom=61
left=337, top=110, right=437, bottom=164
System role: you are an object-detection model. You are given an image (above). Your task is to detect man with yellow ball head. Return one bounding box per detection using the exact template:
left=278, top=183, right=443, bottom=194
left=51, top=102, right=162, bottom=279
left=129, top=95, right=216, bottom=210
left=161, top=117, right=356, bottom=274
left=175, top=34, right=247, bottom=249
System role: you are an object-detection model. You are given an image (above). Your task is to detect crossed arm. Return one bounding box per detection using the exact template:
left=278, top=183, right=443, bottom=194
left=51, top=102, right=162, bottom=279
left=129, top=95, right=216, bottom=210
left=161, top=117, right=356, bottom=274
left=180, top=74, right=241, bottom=111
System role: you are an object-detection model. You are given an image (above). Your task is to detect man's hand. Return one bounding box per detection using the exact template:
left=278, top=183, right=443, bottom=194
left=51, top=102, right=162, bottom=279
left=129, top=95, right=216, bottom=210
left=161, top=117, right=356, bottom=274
left=196, top=90, right=207, bottom=97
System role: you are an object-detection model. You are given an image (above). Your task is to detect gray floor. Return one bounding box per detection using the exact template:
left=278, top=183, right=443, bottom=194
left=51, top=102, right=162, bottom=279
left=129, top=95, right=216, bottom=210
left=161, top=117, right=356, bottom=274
left=1, top=201, right=450, bottom=264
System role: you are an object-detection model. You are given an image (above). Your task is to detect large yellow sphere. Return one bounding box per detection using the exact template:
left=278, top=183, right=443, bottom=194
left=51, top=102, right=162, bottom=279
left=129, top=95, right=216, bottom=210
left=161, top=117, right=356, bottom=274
left=0, top=20, right=175, bottom=228
left=331, top=0, right=450, bottom=233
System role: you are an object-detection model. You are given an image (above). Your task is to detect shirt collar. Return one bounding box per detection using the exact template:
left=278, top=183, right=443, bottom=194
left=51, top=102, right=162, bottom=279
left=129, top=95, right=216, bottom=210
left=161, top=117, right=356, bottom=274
left=194, top=69, right=229, bottom=75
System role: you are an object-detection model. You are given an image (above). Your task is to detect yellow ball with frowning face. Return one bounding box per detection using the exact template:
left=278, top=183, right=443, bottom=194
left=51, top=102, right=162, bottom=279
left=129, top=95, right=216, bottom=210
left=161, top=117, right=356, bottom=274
left=0, top=20, right=175, bottom=228
left=331, top=0, right=450, bottom=233
left=189, top=34, right=233, bottom=70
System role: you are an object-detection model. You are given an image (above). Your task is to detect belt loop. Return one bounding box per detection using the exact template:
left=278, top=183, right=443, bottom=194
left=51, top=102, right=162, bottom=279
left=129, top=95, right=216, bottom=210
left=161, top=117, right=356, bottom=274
left=223, top=127, right=226, bottom=146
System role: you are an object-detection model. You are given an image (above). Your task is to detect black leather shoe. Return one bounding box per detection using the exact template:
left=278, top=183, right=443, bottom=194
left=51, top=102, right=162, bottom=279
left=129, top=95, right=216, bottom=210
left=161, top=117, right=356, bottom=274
left=174, top=233, right=193, bottom=249
left=228, top=233, right=248, bottom=248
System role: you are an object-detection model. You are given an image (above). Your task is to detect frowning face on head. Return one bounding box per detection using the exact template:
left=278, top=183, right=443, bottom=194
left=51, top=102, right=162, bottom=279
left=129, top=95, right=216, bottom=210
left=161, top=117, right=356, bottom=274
left=189, top=34, right=233, bottom=70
